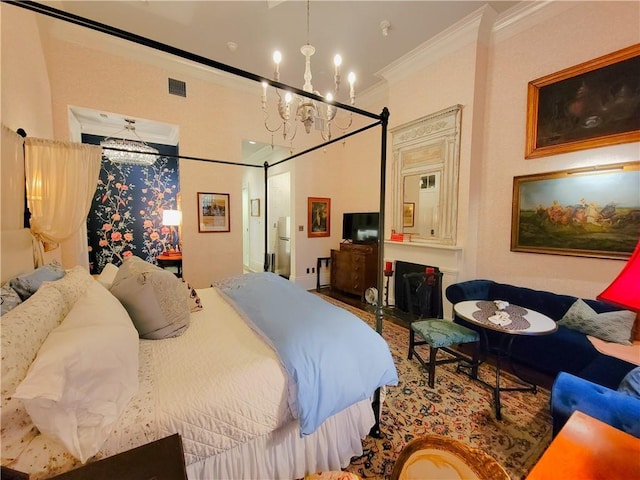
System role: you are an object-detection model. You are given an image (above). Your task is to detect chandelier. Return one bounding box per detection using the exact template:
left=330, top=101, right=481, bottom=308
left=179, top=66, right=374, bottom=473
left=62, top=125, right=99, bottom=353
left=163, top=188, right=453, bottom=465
left=261, top=0, right=356, bottom=142
left=100, top=119, right=159, bottom=166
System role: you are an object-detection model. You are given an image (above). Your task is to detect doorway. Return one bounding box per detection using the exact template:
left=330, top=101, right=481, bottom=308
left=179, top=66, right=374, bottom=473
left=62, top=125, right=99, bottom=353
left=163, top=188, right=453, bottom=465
left=241, top=140, right=291, bottom=274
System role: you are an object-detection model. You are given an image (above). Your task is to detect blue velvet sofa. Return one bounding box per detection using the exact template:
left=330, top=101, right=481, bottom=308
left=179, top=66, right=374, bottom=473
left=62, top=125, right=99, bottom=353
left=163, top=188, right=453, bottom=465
left=445, top=279, right=640, bottom=437
left=445, top=279, right=636, bottom=388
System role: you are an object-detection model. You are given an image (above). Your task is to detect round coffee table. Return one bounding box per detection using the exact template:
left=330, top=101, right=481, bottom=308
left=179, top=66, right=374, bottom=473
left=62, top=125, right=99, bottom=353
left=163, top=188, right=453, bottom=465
left=454, top=300, right=557, bottom=420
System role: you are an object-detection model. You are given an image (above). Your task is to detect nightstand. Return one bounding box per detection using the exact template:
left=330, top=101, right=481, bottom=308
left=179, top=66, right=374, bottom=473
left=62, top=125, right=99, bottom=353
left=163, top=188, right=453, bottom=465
left=157, top=252, right=182, bottom=277
left=49, top=434, right=188, bottom=480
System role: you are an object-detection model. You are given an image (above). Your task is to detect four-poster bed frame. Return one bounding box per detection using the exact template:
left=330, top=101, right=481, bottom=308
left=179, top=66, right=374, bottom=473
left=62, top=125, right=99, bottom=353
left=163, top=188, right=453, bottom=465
left=8, top=0, right=390, bottom=437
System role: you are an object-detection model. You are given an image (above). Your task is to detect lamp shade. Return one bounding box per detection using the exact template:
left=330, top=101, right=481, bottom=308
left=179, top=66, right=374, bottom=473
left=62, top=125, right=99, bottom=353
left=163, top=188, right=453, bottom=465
left=162, top=209, right=181, bottom=226
left=597, top=240, right=640, bottom=312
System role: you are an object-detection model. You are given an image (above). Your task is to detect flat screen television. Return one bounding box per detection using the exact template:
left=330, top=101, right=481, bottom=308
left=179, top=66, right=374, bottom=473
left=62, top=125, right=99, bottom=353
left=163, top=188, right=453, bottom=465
left=342, top=212, right=379, bottom=244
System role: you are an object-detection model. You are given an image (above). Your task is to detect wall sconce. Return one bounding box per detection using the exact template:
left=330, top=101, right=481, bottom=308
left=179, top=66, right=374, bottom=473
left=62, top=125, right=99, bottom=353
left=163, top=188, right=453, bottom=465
left=162, top=209, right=181, bottom=253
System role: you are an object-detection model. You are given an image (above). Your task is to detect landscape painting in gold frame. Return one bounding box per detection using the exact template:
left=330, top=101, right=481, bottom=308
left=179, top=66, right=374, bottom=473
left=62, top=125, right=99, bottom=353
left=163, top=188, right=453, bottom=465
left=525, top=44, right=640, bottom=159
left=511, top=162, right=640, bottom=259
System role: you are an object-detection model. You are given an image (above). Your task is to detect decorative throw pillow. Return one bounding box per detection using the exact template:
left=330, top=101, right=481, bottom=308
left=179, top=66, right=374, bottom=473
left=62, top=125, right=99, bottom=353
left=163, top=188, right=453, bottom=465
left=9, top=261, right=66, bottom=301
left=110, top=256, right=190, bottom=339
left=558, top=298, right=635, bottom=345
left=97, top=263, right=119, bottom=290
left=618, top=367, right=640, bottom=400
left=14, top=282, right=139, bottom=463
left=1, top=283, right=22, bottom=315
left=182, top=278, right=202, bottom=312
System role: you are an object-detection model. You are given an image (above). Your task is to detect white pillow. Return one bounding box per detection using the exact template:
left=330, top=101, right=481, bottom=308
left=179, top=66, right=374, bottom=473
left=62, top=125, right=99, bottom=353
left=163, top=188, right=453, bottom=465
left=97, top=263, right=119, bottom=290
left=14, top=282, right=139, bottom=463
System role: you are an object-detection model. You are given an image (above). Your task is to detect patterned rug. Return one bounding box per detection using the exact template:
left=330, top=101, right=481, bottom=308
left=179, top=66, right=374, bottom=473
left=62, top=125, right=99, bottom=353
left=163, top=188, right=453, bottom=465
left=322, top=297, right=553, bottom=480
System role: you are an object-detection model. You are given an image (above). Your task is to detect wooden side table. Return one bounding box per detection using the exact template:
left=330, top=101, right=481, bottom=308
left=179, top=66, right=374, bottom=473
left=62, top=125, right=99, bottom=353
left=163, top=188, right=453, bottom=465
left=157, top=252, right=182, bottom=277
left=526, top=411, right=640, bottom=479
left=48, top=434, right=188, bottom=480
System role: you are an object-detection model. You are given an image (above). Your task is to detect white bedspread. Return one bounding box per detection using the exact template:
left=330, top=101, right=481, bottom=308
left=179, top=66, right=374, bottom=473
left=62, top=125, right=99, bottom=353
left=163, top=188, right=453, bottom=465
left=105, top=287, right=291, bottom=465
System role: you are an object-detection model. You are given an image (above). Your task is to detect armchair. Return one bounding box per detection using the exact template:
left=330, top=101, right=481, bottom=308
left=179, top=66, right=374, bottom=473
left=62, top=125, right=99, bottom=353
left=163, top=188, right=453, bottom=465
left=551, top=371, right=640, bottom=438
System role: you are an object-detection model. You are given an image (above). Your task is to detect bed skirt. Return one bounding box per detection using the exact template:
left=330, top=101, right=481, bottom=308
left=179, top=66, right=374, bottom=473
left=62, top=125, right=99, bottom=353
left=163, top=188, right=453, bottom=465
left=186, top=398, right=374, bottom=480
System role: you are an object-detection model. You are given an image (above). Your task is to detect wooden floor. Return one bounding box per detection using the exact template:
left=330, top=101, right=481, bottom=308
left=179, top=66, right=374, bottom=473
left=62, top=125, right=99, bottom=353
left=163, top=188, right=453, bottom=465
left=316, top=286, right=555, bottom=390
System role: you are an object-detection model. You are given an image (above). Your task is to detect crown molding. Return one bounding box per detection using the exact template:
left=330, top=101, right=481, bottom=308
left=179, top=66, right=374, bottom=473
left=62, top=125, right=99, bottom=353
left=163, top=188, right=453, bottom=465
left=376, top=5, right=490, bottom=85
left=492, top=1, right=575, bottom=44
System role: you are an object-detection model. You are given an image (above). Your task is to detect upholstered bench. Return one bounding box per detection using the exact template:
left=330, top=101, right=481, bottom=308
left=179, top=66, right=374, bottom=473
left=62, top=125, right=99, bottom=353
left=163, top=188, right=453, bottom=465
left=409, top=319, right=480, bottom=388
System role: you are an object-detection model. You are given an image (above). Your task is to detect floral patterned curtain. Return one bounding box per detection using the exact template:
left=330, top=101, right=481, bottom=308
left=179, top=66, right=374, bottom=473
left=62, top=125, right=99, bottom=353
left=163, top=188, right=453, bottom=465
left=82, top=134, right=179, bottom=274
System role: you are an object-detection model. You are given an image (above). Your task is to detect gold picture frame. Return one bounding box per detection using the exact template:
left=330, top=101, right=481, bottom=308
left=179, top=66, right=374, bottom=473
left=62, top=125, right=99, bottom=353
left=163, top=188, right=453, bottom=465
left=525, top=44, right=640, bottom=159
left=250, top=198, right=260, bottom=217
left=511, top=162, right=640, bottom=259
left=403, top=202, right=415, bottom=227
left=307, top=197, right=330, bottom=238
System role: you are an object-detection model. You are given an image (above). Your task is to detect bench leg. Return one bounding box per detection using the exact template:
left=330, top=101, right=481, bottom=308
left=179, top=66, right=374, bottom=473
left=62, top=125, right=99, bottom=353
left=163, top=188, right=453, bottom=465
left=408, top=329, right=415, bottom=360
left=470, top=341, right=480, bottom=380
left=428, top=347, right=438, bottom=388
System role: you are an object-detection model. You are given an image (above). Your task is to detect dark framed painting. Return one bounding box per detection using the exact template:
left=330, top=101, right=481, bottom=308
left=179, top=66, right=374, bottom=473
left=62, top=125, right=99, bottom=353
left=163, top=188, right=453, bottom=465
left=525, top=44, right=640, bottom=159
left=511, top=162, right=640, bottom=259
left=403, top=202, right=415, bottom=227
left=198, top=192, right=230, bottom=233
left=307, top=197, right=330, bottom=238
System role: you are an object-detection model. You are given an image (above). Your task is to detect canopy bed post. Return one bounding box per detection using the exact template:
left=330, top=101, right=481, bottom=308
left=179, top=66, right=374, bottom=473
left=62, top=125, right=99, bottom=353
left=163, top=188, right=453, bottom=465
left=263, top=161, right=269, bottom=272
left=369, top=107, right=390, bottom=439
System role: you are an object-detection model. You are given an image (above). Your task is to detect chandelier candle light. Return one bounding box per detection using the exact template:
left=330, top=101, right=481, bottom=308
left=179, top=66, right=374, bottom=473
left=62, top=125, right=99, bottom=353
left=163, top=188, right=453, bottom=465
left=100, top=119, right=159, bottom=166
left=262, top=0, right=356, bottom=142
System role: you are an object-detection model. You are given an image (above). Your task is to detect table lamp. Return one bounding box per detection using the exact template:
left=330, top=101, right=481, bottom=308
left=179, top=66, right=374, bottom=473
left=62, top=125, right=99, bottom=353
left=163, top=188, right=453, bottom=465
left=162, top=209, right=181, bottom=253
left=597, top=239, right=640, bottom=312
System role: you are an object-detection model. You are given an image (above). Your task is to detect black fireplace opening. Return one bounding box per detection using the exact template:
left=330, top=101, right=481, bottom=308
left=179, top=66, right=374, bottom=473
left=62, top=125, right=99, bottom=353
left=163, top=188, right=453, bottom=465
left=393, top=260, right=443, bottom=319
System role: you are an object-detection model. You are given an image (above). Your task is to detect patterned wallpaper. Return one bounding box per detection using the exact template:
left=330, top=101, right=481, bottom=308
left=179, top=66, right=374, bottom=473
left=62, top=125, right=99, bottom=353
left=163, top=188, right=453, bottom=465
left=82, top=134, right=179, bottom=274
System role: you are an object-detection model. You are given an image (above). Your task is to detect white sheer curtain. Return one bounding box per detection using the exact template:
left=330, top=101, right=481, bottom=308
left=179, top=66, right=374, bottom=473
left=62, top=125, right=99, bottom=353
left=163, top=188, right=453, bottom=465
left=24, top=138, right=102, bottom=268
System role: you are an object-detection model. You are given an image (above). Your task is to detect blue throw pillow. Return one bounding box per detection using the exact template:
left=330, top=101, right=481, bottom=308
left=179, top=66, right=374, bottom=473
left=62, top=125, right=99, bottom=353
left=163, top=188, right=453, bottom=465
left=9, top=261, right=66, bottom=301
left=618, top=367, right=640, bottom=400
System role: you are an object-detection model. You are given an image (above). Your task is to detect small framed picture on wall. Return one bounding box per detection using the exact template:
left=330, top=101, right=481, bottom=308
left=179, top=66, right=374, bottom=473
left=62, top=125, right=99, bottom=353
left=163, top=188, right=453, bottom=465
left=250, top=198, right=260, bottom=217
left=307, top=197, right=330, bottom=238
left=198, top=192, right=230, bottom=232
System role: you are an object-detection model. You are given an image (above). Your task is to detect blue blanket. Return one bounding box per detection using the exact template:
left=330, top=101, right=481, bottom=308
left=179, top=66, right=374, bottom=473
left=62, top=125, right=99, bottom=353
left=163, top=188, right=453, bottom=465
left=217, top=272, right=398, bottom=435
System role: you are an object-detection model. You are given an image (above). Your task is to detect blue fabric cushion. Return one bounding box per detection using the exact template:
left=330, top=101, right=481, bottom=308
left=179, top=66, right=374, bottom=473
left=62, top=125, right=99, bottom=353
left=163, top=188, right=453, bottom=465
left=9, top=262, right=66, bottom=301
left=511, top=325, right=599, bottom=376
left=618, top=367, right=640, bottom=399
left=577, top=352, right=636, bottom=390
left=551, top=372, right=640, bottom=438
left=412, top=319, right=479, bottom=348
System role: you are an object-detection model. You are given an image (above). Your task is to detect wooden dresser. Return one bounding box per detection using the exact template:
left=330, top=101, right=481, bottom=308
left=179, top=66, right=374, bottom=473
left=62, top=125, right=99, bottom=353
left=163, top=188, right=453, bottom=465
left=330, top=243, right=378, bottom=299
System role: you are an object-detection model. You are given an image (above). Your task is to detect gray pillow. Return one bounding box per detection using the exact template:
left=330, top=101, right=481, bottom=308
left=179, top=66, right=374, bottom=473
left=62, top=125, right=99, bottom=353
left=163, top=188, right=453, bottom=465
left=558, top=298, right=635, bottom=345
left=110, top=256, right=190, bottom=339
left=9, top=261, right=66, bottom=301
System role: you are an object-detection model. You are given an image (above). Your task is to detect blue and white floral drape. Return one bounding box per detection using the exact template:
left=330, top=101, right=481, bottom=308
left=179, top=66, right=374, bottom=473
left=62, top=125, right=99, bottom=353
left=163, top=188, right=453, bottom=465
left=83, top=134, right=179, bottom=274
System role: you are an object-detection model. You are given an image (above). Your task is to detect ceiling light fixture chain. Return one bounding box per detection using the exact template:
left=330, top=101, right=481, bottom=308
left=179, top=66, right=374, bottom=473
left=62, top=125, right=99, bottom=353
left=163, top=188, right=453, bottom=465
left=261, top=0, right=356, bottom=143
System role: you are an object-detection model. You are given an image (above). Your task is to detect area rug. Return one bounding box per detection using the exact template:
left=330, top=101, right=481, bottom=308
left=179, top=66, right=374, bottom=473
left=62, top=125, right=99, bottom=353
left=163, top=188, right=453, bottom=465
left=322, top=297, right=553, bottom=480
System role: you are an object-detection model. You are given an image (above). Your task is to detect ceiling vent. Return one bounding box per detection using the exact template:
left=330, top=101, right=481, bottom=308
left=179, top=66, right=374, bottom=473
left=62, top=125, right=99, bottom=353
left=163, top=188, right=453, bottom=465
left=168, top=78, right=186, bottom=97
